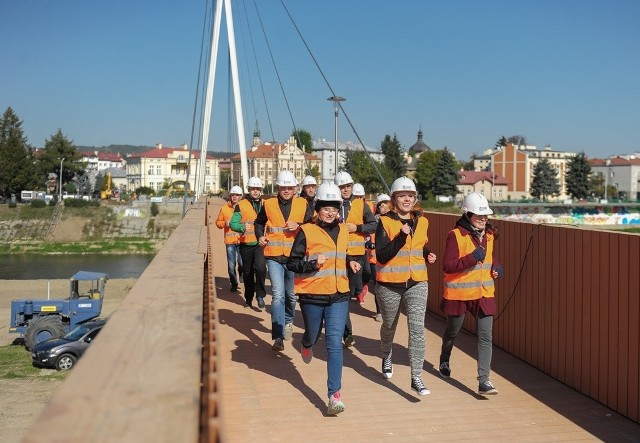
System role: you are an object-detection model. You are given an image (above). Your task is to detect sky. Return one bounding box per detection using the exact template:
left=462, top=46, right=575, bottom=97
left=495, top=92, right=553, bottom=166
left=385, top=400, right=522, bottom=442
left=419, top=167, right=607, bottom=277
left=2, top=0, right=639, bottom=161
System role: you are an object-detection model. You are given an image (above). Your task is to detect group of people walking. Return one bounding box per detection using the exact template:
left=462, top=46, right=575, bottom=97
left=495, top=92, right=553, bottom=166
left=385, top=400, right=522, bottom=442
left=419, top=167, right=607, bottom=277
left=216, top=171, right=503, bottom=415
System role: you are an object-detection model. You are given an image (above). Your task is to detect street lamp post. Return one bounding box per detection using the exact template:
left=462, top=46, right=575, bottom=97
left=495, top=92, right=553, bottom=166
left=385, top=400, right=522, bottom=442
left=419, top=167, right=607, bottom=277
left=327, top=96, right=345, bottom=175
left=604, top=159, right=611, bottom=202
left=59, top=158, right=66, bottom=204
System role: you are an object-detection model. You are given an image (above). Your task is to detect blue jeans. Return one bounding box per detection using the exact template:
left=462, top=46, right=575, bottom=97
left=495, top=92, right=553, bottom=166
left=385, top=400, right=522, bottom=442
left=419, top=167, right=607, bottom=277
left=300, top=300, right=349, bottom=398
left=225, top=244, right=243, bottom=286
left=267, top=259, right=297, bottom=339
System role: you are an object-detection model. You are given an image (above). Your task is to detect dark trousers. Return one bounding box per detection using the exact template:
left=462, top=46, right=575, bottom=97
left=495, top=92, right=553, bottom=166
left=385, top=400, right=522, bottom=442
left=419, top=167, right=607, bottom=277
left=238, top=243, right=266, bottom=305
left=344, top=254, right=367, bottom=338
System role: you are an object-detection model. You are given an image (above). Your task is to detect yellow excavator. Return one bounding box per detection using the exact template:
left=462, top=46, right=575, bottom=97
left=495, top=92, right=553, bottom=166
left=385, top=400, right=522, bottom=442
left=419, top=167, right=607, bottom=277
left=100, top=172, right=112, bottom=200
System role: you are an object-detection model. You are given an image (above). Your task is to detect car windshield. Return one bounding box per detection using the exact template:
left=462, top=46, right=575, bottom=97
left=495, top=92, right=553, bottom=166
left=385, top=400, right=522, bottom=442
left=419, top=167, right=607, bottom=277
left=64, top=325, right=92, bottom=341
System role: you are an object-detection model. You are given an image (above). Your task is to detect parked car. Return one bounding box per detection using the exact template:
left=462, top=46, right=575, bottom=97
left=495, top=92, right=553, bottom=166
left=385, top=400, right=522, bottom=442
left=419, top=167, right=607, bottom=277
left=31, top=320, right=106, bottom=370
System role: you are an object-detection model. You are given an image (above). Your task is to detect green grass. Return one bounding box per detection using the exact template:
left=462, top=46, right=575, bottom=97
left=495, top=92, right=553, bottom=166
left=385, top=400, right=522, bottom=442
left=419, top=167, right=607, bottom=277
left=0, top=238, right=157, bottom=254
left=617, top=227, right=640, bottom=234
left=0, top=344, right=68, bottom=380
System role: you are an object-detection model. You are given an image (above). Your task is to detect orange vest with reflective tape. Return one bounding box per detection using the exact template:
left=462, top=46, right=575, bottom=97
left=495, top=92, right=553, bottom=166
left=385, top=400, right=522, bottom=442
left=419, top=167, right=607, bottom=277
left=443, top=228, right=495, bottom=301
left=237, top=199, right=260, bottom=244
left=294, top=224, right=349, bottom=295
left=263, top=197, right=306, bottom=257
left=345, top=198, right=366, bottom=255
left=216, top=203, right=240, bottom=245
left=376, top=215, right=429, bottom=283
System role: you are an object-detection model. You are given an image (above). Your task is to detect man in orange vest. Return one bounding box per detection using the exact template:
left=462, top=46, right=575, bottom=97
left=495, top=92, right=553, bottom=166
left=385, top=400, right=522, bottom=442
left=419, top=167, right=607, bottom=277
left=255, top=170, right=314, bottom=351
left=333, top=171, right=377, bottom=347
left=439, top=192, right=503, bottom=396
left=215, top=186, right=244, bottom=292
left=286, top=183, right=356, bottom=415
left=230, top=177, right=267, bottom=310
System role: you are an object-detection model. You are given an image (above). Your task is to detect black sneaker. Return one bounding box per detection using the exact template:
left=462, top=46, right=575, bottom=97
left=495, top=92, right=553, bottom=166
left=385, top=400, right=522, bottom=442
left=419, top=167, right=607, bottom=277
left=257, top=296, right=265, bottom=311
left=343, top=334, right=355, bottom=348
left=382, top=356, right=393, bottom=379
left=230, top=284, right=238, bottom=292
left=411, top=377, right=430, bottom=395
left=272, top=338, right=284, bottom=352
left=439, top=361, right=451, bottom=378
left=478, top=381, right=498, bottom=395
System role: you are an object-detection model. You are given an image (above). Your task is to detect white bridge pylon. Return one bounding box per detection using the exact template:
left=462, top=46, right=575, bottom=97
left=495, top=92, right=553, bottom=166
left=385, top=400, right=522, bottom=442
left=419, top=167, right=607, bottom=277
left=198, top=0, right=249, bottom=197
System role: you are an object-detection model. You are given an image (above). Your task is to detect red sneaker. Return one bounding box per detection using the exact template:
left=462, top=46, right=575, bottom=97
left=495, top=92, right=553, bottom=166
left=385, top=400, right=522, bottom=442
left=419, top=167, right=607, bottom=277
left=357, top=285, right=368, bottom=303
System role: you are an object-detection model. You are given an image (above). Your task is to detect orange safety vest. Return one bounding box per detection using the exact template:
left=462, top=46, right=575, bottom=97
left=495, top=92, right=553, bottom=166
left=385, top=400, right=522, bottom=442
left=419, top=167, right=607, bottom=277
left=294, top=224, right=349, bottom=295
left=216, top=202, right=240, bottom=245
left=376, top=215, right=429, bottom=283
left=443, top=229, right=495, bottom=301
left=237, top=199, right=259, bottom=244
left=345, top=198, right=367, bottom=255
left=263, top=197, right=307, bottom=257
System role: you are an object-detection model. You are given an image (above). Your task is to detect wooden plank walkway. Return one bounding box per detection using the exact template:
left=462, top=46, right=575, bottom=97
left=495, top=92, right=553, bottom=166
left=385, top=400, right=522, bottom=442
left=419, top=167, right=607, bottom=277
left=208, top=200, right=640, bottom=442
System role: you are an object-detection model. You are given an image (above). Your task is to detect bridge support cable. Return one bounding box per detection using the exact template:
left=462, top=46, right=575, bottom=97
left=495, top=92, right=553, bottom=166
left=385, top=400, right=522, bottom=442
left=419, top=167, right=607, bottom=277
left=278, top=0, right=390, bottom=193
left=197, top=0, right=249, bottom=196
left=250, top=0, right=314, bottom=175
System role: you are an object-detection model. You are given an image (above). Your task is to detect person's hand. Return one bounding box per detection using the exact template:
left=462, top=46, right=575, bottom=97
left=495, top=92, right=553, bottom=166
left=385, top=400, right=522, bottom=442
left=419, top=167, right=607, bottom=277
left=285, top=221, right=299, bottom=231
left=258, top=236, right=268, bottom=247
left=349, top=260, right=361, bottom=273
left=400, top=223, right=411, bottom=235
left=244, top=222, right=252, bottom=231
left=427, top=252, right=437, bottom=264
left=316, top=254, right=327, bottom=267
left=472, top=246, right=485, bottom=262
left=346, top=222, right=357, bottom=233
left=491, top=264, right=504, bottom=279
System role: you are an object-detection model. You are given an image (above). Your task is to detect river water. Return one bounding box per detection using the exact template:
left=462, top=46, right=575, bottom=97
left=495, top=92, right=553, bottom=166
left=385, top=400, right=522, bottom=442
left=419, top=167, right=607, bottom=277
left=0, top=254, right=155, bottom=280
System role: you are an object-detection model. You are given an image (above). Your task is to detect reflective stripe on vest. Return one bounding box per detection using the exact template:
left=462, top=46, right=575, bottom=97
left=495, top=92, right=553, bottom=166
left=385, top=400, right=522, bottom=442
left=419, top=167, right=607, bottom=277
left=238, top=199, right=259, bottom=244
left=345, top=198, right=366, bottom=255
left=443, top=229, right=495, bottom=300
left=294, top=224, right=349, bottom=295
left=376, top=215, right=429, bottom=283
left=263, top=197, right=306, bottom=257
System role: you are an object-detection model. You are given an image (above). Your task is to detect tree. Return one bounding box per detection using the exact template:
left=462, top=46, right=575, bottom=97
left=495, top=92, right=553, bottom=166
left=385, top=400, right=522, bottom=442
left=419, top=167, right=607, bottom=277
left=344, top=150, right=393, bottom=194
left=414, top=150, right=442, bottom=199
left=380, top=134, right=406, bottom=178
left=430, top=148, right=459, bottom=199
left=530, top=158, right=560, bottom=201
left=460, top=152, right=478, bottom=171
left=495, top=136, right=508, bottom=148
left=292, top=128, right=313, bottom=153
left=507, top=135, right=527, bottom=146
left=35, top=129, right=85, bottom=191
left=0, top=107, right=37, bottom=197
left=565, top=152, right=591, bottom=200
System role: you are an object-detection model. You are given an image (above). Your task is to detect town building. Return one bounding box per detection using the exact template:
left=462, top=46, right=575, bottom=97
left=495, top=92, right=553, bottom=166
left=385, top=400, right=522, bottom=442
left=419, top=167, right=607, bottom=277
left=590, top=156, right=640, bottom=202
left=311, top=138, right=382, bottom=183
left=126, top=144, right=219, bottom=194
left=230, top=135, right=321, bottom=194
left=485, top=144, right=576, bottom=201
left=405, top=128, right=432, bottom=179
left=457, top=170, right=509, bottom=202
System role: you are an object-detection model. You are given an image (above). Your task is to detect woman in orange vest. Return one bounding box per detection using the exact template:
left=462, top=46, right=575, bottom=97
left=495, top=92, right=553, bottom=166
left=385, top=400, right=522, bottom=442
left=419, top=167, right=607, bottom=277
left=215, top=186, right=243, bottom=292
left=438, top=192, right=503, bottom=396
left=365, top=193, right=391, bottom=322
left=287, top=183, right=355, bottom=415
left=375, top=177, right=436, bottom=396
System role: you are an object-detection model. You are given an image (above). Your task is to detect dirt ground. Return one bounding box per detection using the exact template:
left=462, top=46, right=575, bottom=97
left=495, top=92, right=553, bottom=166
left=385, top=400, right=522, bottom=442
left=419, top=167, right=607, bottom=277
left=0, top=278, right=134, bottom=443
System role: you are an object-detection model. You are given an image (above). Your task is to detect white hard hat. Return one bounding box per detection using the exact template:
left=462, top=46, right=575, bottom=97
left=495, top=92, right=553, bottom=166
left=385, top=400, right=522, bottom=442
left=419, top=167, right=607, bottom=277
left=302, top=175, right=317, bottom=186
left=375, top=193, right=391, bottom=206
left=352, top=183, right=365, bottom=196
left=247, top=176, right=263, bottom=189
left=461, top=192, right=493, bottom=215
left=333, top=171, right=354, bottom=186
left=276, top=170, right=297, bottom=187
left=229, top=186, right=243, bottom=195
left=315, top=183, right=342, bottom=203
left=390, top=177, right=417, bottom=195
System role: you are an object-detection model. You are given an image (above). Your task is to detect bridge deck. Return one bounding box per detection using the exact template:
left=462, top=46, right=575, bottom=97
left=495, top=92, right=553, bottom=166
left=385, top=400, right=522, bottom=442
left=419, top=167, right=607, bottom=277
left=209, top=204, right=640, bottom=442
